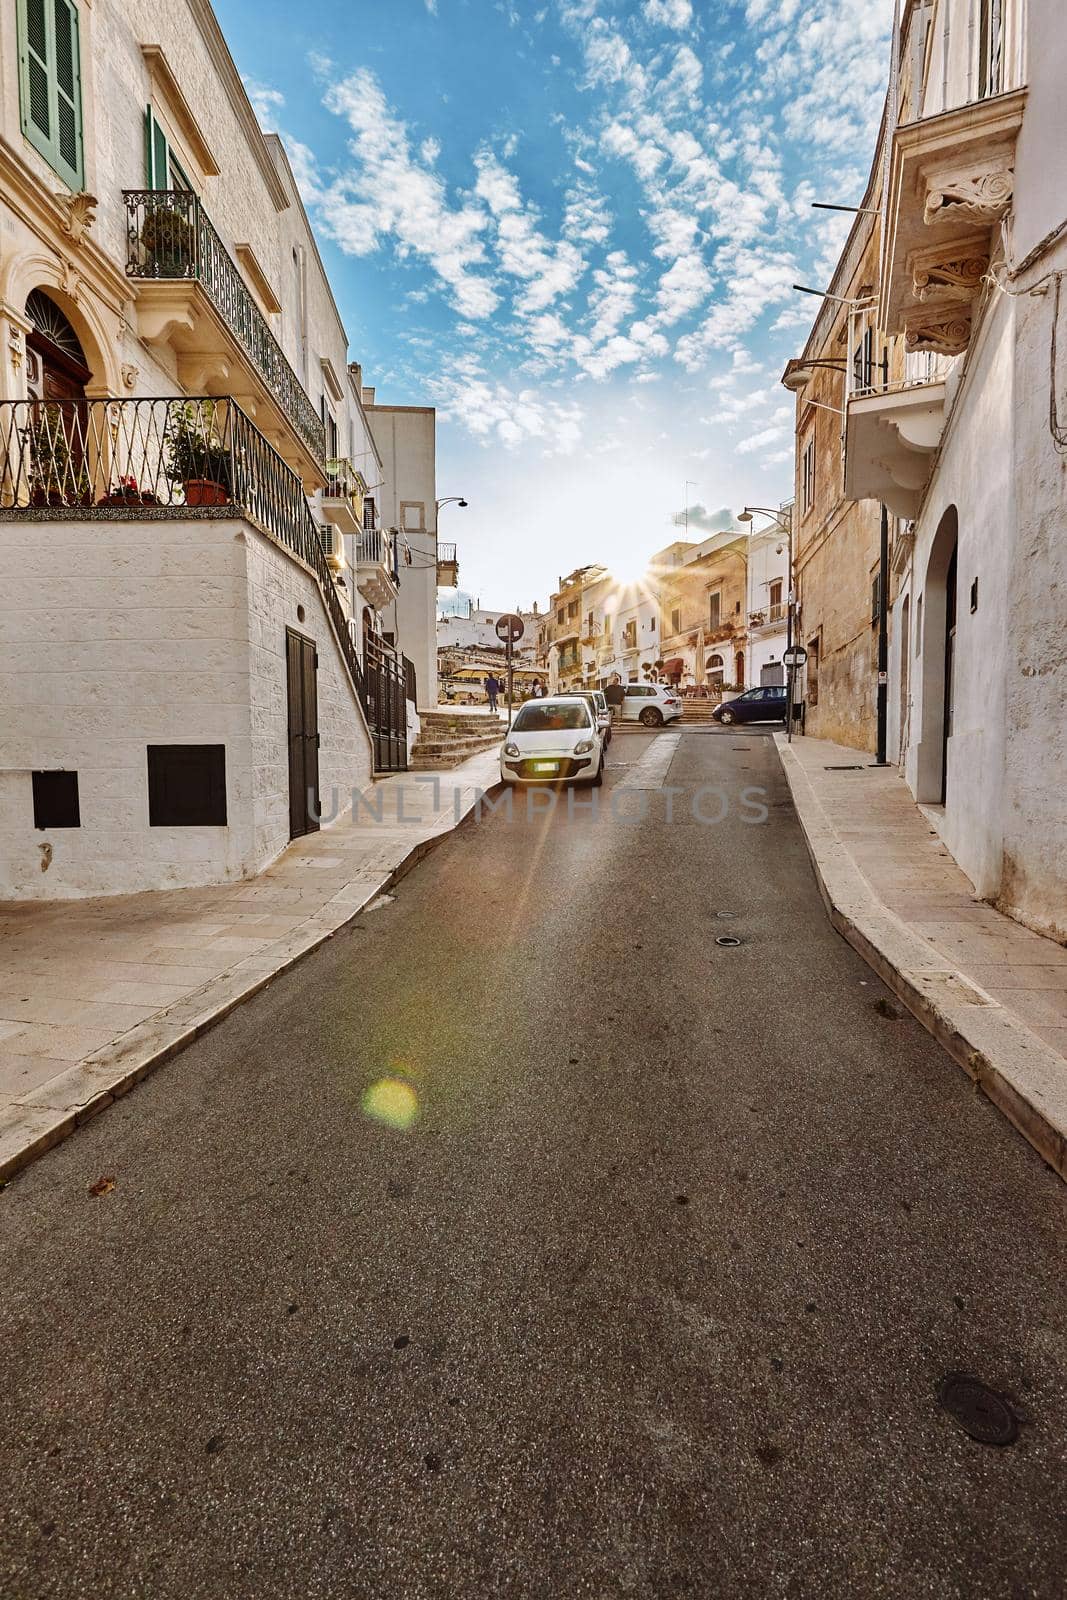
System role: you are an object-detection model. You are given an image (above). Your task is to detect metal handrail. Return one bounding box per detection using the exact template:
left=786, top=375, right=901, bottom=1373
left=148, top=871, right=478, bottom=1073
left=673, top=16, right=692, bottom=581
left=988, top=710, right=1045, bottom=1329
left=123, top=190, right=325, bottom=465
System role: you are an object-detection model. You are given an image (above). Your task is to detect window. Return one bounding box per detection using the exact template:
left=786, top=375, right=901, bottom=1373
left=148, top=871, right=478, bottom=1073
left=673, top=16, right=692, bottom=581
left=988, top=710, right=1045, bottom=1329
left=556, top=607, right=564, bottom=625
left=769, top=580, right=783, bottom=609
left=978, top=0, right=1004, bottom=98
left=567, top=599, right=579, bottom=619
left=147, top=745, right=227, bottom=826
left=852, top=326, right=875, bottom=394
left=17, top=0, right=84, bottom=190
left=32, top=770, right=79, bottom=829
left=802, top=431, right=816, bottom=513
left=871, top=571, right=882, bottom=626
left=144, top=106, right=191, bottom=190
left=671, top=607, right=680, bottom=633
left=708, top=591, right=721, bottom=630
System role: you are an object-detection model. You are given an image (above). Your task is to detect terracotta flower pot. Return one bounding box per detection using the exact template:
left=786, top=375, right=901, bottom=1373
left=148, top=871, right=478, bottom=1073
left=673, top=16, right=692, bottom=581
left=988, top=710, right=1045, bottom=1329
left=184, top=478, right=229, bottom=506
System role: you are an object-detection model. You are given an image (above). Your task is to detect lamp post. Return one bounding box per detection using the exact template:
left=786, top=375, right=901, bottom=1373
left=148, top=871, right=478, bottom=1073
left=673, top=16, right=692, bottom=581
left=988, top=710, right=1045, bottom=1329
left=738, top=505, right=794, bottom=737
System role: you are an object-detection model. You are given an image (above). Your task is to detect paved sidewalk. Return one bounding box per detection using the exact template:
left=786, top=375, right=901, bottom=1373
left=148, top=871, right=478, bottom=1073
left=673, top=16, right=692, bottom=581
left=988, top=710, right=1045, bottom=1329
left=0, top=747, right=501, bottom=1181
left=777, top=734, right=1067, bottom=1178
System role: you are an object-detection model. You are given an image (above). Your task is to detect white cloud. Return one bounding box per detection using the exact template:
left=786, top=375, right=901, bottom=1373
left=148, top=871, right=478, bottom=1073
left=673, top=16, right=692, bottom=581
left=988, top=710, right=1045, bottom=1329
left=643, top=0, right=693, bottom=29
left=474, top=149, right=586, bottom=313
left=309, top=68, right=498, bottom=320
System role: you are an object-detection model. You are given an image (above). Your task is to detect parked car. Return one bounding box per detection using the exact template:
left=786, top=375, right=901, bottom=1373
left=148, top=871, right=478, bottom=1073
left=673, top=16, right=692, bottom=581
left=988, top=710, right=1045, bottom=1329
left=621, top=683, right=682, bottom=726
left=561, top=689, right=612, bottom=745
left=711, top=685, right=788, bottom=725
left=500, top=697, right=605, bottom=785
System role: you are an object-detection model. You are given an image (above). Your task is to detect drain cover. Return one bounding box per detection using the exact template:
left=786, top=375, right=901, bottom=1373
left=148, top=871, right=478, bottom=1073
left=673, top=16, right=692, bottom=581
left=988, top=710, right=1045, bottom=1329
left=824, top=764, right=865, bottom=771
left=938, top=1373, right=1019, bottom=1446
left=715, top=935, right=743, bottom=948
left=714, top=911, right=736, bottom=920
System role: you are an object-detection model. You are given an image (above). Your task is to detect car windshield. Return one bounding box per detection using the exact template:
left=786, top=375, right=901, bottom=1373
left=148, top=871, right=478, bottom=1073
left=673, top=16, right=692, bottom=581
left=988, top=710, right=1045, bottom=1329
left=512, top=703, right=590, bottom=731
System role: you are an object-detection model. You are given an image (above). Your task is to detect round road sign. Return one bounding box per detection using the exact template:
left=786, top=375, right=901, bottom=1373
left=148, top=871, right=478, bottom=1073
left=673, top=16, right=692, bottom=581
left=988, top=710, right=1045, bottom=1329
left=495, top=613, right=525, bottom=644
left=783, top=645, right=807, bottom=668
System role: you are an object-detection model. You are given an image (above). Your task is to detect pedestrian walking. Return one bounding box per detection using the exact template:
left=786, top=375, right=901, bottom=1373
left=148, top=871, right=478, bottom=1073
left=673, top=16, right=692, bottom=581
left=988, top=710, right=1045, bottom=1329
left=605, top=673, right=625, bottom=727
left=485, top=673, right=500, bottom=713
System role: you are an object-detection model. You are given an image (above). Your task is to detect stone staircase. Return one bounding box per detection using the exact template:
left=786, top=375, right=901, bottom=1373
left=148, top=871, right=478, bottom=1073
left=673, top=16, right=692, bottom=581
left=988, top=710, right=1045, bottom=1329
left=680, top=697, right=723, bottom=724
left=410, top=709, right=506, bottom=770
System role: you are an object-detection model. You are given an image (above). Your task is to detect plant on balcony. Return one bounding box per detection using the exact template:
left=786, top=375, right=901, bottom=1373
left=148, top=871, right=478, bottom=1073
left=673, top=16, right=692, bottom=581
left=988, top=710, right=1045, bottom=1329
left=25, top=407, right=92, bottom=507
left=99, top=473, right=159, bottom=508
left=165, top=400, right=232, bottom=505
left=139, top=206, right=195, bottom=276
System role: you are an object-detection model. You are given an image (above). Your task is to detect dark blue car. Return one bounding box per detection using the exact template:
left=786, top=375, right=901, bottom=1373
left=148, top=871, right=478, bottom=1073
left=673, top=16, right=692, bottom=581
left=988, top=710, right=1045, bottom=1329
left=711, top=685, right=788, bottom=725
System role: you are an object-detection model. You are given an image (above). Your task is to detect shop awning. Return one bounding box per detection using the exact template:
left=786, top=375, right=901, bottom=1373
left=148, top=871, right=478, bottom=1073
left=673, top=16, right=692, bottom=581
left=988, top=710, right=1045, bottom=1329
left=661, top=657, right=685, bottom=675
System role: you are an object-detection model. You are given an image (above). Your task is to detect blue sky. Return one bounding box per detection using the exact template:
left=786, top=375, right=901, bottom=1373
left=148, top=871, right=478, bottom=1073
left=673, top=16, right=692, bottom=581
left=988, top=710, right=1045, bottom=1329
left=218, top=0, right=894, bottom=608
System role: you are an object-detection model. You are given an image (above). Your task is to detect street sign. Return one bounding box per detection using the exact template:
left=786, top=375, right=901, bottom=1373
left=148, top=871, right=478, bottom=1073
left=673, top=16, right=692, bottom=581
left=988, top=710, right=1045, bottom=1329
left=495, top=613, right=525, bottom=643
left=783, top=645, right=807, bottom=668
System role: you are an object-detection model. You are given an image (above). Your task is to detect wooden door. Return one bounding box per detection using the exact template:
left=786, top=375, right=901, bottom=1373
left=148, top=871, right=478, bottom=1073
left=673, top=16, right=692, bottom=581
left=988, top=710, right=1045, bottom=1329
left=286, top=630, right=320, bottom=839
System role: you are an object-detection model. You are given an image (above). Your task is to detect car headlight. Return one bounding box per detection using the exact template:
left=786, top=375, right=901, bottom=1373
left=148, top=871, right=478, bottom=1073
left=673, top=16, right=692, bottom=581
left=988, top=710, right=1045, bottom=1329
left=503, top=742, right=520, bottom=757
left=573, top=738, right=594, bottom=755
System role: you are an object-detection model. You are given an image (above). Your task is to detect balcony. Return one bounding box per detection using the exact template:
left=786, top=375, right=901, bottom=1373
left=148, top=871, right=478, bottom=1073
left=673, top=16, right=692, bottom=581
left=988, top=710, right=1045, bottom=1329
left=437, top=541, right=459, bottom=587
left=124, top=191, right=326, bottom=486
left=843, top=309, right=952, bottom=517
left=355, top=527, right=399, bottom=609
left=748, top=603, right=787, bottom=630
left=321, top=458, right=366, bottom=534
left=879, top=90, right=1026, bottom=356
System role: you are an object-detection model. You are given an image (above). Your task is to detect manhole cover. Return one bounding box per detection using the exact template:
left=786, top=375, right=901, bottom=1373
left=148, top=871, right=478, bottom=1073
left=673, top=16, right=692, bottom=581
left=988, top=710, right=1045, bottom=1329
left=715, top=935, right=743, bottom=948
left=938, top=1374, right=1019, bottom=1446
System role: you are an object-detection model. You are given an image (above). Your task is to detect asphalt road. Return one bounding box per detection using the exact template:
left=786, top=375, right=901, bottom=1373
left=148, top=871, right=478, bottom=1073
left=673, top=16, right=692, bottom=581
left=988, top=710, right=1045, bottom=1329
left=1, top=729, right=1064, bottom=1600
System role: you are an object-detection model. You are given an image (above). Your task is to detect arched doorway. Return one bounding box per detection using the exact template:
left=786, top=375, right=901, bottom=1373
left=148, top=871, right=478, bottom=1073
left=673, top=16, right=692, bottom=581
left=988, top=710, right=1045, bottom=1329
left=25, top=289, right=91, bottom=402
left=706, top=652, right=725, bottom=689
left=916, top=507, right=959, bottom=804
left=734, top=649, right=745, bottom=687
left=24, top=290, right=93, bottom=505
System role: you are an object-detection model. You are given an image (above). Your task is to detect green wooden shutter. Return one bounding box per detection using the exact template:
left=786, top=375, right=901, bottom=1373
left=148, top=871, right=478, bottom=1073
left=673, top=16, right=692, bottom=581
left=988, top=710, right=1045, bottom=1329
left=144, top=105, right=170, bottom=187
left=17, top=0, right=83, bottom=190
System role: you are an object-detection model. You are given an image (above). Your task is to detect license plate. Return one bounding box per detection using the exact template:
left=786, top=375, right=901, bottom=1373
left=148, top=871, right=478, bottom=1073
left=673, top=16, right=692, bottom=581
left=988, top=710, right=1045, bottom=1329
left=532, top=761, right=558, bottom=772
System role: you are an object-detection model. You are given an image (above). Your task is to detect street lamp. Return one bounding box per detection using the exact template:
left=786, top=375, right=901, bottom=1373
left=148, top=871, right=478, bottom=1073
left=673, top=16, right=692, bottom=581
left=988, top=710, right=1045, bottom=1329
left=435, top=496, right=468, bottom=513
left=738, top=505, right=796, bottom=740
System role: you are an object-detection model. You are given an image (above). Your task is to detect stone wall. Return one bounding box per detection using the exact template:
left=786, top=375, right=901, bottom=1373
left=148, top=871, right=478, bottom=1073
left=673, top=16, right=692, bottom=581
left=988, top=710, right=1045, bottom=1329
left=0, top=512, right=373, bottom=899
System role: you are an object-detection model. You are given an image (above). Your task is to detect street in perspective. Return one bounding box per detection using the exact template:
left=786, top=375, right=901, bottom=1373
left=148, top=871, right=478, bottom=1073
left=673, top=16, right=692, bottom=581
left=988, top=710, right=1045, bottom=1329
left=0, top=0, right=1065, bottom=1596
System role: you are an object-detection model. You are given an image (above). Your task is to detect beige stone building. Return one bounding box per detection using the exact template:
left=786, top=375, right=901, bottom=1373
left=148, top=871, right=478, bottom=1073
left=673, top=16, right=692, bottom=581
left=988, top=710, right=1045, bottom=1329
left=657, top=533, right=748, bottom=691
left=0, top=0, right=439, bottom=898
left=786, top=0, right=1066, bottom=941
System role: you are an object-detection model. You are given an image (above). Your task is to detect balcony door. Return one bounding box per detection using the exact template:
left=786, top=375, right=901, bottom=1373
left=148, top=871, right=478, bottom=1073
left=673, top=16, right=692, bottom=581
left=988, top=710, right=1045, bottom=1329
left=286, top=630, right=320, bottom=840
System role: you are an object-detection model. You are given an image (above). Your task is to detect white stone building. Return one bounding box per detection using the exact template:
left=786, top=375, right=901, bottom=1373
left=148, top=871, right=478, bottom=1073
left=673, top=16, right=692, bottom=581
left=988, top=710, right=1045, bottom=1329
left=744, top=516, right=791, bottom=687
left=0, top=0, right=437, bottom=898
left=837, top=0, right=1066, bottom=940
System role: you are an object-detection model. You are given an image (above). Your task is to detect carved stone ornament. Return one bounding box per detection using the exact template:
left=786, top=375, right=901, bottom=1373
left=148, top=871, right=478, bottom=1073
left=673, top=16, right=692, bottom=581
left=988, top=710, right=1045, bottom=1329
left=923, top=160, right=1014, bottom=226
left=120, top=362, right=138, bottom=389
left=912, top=250, right=988, bottom=302
left=7, top=324, right=24, bottom=372
left=57, top=191, right=99, bottom=245
left=904, top=308, right=972, bottom=356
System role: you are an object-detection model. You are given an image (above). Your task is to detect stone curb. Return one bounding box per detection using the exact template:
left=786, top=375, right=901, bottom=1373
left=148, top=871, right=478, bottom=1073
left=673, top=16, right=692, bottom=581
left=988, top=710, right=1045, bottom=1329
left=0, top=775, right=503, bottom=1187
left=774, top=735, right=1067, bottom=1182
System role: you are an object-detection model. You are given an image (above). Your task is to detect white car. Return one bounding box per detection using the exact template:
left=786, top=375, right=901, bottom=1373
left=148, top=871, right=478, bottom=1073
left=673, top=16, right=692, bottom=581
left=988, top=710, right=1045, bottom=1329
left=500, top=697, right=605, bottom=785
left=620, top=683, right=683, bottom=726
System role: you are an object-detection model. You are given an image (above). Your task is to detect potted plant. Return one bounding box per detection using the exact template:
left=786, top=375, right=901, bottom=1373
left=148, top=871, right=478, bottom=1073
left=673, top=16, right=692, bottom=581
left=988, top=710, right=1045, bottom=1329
left=165, top=400, right=232, bottom=505
left=26, top=407, right=92, bottom=506
left=99, top=473, right=159, bottom=507
left=139, top=205, right=194, bottom=276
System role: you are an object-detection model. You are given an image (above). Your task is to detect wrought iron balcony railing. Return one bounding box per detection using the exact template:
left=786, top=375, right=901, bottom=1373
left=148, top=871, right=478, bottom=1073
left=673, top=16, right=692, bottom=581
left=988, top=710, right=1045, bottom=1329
left=123, top=190, right=325, bottom=466
left=0, top=391, right=367, bottom=692
left=356, top=527, right=396, bottom=575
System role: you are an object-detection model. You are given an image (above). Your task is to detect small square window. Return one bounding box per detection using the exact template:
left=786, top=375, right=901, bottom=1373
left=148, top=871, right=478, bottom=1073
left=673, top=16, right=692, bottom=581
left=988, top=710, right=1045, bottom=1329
left=32, top=770, right=80, bottom=829
left=147, top=745, right=227, bottom=826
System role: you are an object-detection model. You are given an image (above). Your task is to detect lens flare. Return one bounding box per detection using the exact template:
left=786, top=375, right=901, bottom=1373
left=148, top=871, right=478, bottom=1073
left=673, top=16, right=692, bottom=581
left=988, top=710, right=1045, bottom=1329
left=362, top=1077, right=419, bottom=1130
